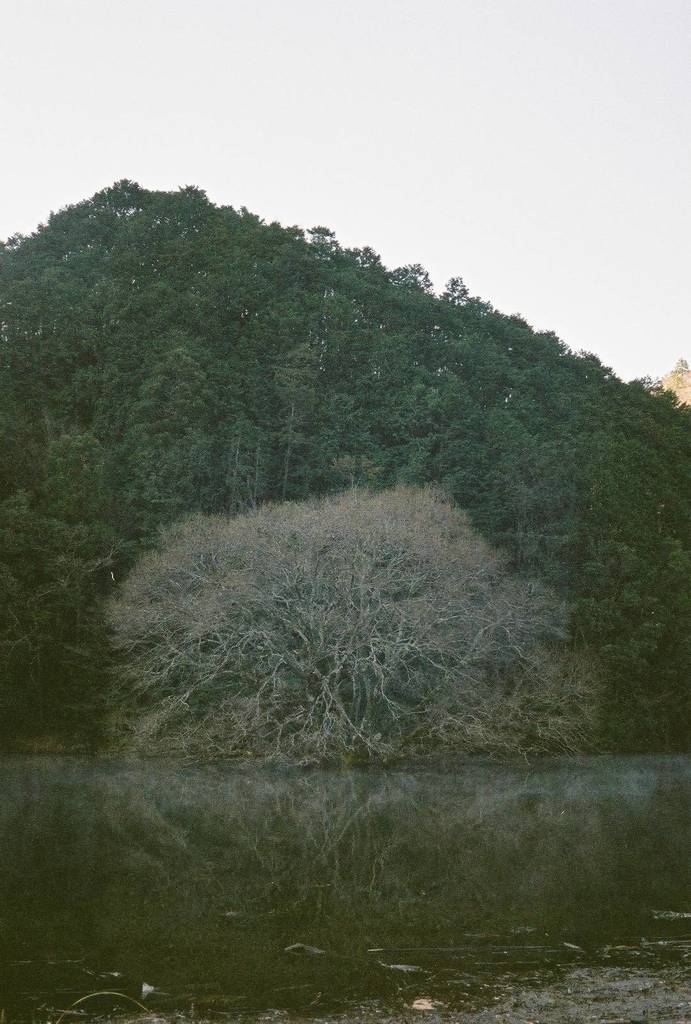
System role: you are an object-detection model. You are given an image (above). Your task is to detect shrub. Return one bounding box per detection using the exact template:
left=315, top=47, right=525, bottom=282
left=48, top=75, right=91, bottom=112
left=107, top=487, right=599, bottom=762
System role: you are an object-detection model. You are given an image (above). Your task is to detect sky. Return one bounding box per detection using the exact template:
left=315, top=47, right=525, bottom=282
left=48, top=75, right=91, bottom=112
left=1, top=0, right=689, bottom=382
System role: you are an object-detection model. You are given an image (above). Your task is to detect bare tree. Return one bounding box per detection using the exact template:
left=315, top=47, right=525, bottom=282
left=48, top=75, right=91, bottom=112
left=107, top=487, right=599, bottom=762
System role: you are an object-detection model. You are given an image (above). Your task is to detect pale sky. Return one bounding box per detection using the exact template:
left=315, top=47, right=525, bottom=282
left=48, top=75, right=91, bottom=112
left=2, top=0, right=689, bottom=382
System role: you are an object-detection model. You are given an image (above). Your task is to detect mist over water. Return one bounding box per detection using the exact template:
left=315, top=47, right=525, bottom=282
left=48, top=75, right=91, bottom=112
left=1, top=757, right=689, bottom=1016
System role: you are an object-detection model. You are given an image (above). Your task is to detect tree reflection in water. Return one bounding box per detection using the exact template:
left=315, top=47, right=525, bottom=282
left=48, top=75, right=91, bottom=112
left=1, top=756, right=689, bottom=1016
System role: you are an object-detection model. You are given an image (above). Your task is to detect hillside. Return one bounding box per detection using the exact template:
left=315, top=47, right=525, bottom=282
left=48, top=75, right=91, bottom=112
left=1, top=181, right=689, bottom=751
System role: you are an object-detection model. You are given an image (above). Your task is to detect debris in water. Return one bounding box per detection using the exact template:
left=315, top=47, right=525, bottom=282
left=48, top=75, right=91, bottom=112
left=651, top=909, right=691, bottom=920
left=284, top=943, right=326, bottom=956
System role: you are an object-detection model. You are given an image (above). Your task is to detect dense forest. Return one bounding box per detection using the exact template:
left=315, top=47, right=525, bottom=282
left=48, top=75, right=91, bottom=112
left=1, top=181, right=689, bottom=753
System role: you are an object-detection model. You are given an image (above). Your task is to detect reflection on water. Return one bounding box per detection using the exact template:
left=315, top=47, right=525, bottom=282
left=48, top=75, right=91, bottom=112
left=0, top=756, right=689, bottom=1016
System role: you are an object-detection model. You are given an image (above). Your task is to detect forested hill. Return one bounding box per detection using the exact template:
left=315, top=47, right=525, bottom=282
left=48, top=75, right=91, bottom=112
left=1, top=180, right=689, bottom=750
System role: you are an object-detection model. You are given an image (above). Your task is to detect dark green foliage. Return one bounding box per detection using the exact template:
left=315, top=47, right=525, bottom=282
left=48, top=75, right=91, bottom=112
left=1, top=181, right=689, bottom=748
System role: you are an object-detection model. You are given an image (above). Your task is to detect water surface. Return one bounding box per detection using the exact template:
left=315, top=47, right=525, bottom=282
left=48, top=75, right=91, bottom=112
left=1, top=756, right=689, bottom=1017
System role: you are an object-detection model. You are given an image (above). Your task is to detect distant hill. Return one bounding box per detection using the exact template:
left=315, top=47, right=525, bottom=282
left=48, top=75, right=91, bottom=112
left=662, top=359, right=691, bottom=405
left=1, top=181, right=689, bottom=751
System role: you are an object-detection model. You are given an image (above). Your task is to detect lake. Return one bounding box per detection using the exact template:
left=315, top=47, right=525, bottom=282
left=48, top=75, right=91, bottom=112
left=1, top=756, right=689, bottom=1018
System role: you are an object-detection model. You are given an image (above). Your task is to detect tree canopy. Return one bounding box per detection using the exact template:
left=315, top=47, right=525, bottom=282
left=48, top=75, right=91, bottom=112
left=108, top=487, right=594, bottom=762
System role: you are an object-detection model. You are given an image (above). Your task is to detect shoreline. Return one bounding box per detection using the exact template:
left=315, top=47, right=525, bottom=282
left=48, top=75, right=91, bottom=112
left=1, top=737, right=689, bottom=768
left=45, top=967, right=691, bottom=1024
